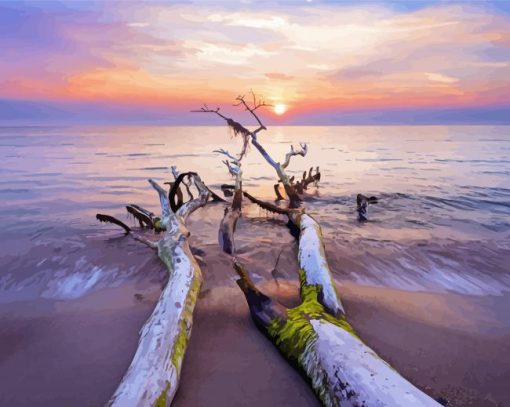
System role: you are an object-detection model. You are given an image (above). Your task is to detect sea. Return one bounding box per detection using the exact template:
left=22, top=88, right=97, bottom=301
left=0, top=125, right=509, bottom=303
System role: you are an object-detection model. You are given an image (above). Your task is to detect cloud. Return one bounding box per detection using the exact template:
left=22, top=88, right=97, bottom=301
left=265, top=73, right=295, bottom=80
left=1, top=1, right=509, bottom=116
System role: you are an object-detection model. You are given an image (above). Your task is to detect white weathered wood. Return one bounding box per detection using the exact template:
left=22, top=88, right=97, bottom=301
left=108, top=173, right=209, bottom=407
left=296, top=213, right=345, bottom=316
left=281, top=143, right=308, bottom=169
left=108, top=236, right=201, bottom=407
left=236, top=259, right=440, bottom=407
left=303, top=319, right=441, bottom=407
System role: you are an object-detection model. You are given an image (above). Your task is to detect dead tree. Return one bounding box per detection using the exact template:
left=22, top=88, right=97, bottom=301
left=215, top=148, right=243, bottom=255
left=196, top=91, right=439, bottom=406
left=97, top=170, right=209, bottom=407
left=192, top=90, right=308, bottom=208
left=234, top=260, right=440, bottom=406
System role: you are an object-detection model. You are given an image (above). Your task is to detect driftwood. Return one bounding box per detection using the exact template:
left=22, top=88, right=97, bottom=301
left=357, top=193, right=378, bottom=221
left=241, top=191, right=439, bottom=405
left=193, top=91, right=306, bottom=208
left=215, top=149, right=243, bottom=255
left=98, top=171, right=210, bottom=407
left=233, top=200, right=437, bottom=406
left=195, top=91, right=439, bottom=406
left=234, top=258, right=439, bottom=406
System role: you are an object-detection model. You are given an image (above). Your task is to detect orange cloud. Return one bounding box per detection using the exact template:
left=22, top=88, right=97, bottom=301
left=1, top=1, right=509, bottom=116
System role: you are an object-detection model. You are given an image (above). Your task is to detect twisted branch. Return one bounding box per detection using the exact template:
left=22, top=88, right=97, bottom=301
left=281, top=143, right=308, bottom=169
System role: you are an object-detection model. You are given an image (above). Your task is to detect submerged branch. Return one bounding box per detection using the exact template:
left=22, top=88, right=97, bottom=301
left=96, top=214, right=131, bottom=234
left=243, top=191, right=291, bottom=215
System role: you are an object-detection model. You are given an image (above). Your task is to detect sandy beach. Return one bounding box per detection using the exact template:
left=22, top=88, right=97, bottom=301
left=1, top=125, right=508, bottom=406
left=1, top=251, right=509, bottom=407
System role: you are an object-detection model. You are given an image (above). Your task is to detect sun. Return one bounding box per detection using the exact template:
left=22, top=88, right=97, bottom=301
left=274, top=103, right=287, bottom=115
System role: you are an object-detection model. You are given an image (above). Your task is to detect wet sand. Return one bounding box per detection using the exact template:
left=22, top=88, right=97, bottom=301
left=1, top=272, right=509, bottom=407
left=1, top=206, right=509, bottom=406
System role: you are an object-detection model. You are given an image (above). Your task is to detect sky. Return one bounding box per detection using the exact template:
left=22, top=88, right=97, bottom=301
left=1, top=0, right=509, bottom=124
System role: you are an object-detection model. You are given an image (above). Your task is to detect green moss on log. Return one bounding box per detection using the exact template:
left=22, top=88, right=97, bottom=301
left=268, top=269, right=357, bottom=364
left=152, top=381, right=170, bottom=407
left=170, top=268, right=202, bottom=370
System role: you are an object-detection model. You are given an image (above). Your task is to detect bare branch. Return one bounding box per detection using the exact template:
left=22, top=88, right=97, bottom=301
left=176, top=174, right=210, bottom=219
left=214, top=148, right=240, bottom=166
left=234, top=91, right=271, bottom=131
left=250, top=134, right=278, bottom=169
left=190, top=105, right=229, bottom=121
left=281, top=143, right=308, bottom=169
left=96, top=214, right=131, bottom=234
left=96, top=213, right=159, bottom=250
left=132, top=234, right=158, bottom=251
left=170, top=165, right=179, bottom=180
left=243, top=191, right=291, bottom=215
left=148, top=179, right=170, bottom=219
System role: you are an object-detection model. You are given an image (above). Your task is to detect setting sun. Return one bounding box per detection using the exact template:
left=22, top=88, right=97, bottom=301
left=274, top=103, right=287, bottom=115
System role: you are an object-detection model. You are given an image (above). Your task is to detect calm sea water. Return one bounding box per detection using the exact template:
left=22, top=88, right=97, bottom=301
left=0, top=125, right=509, bottom=302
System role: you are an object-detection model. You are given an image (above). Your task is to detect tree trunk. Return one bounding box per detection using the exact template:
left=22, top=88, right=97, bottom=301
left=218, top=189, right=242, bottom=255
left=107, top=175, right=209, bottom=407
left=233, top=206, right=439, bottom=407
left=235, top=256, right=440, bottom=407
left=289, top=212, right=345, bottom=317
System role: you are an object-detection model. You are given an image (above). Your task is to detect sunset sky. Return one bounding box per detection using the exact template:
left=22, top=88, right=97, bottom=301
left=1, top=0, right=509, bottom=124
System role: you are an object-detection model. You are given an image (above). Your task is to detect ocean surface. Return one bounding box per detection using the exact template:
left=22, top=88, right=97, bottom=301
left=1, top=125, right=509, bottom=303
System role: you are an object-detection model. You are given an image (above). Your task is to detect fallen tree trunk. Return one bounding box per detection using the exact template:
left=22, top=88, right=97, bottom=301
left=234, top=259, right=440, bottom=407
left=105, top=173, right=210, bottom=407
left=288, top=211, right=345, bottom=317
left=196, top=91, right=438, bottom=405
left=241, top=192, right=440, bottom=405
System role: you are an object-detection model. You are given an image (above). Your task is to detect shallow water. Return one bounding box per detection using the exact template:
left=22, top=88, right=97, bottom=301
left=1, top=125, right=510, bottom=407
left=1, top=125, right=509, bottom=301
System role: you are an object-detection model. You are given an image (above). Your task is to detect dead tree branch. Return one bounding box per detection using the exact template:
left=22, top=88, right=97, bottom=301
left=281, top=143, right=308, bottom=169
left=97, top=168, right=210, bottom=407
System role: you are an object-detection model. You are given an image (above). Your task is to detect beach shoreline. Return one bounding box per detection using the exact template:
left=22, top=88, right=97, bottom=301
left=0, top=276, right=508, bottom=407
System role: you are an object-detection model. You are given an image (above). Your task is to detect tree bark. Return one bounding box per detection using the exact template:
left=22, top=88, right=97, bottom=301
left=107, top=174, right=209, bottom=407
left=235, top=256, right=440, bottom=407
left=218, top=189, right=242, bottom=255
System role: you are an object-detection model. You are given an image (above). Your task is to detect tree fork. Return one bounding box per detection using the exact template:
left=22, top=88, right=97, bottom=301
left=98, top=171, right=210, bottom=407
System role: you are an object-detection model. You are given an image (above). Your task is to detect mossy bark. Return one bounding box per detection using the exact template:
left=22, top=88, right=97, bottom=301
left=236, top=262, right=440, bottom=407
left=107, top=176, right=209, bottom=407
left=235, top=211, right=439, bottom=407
